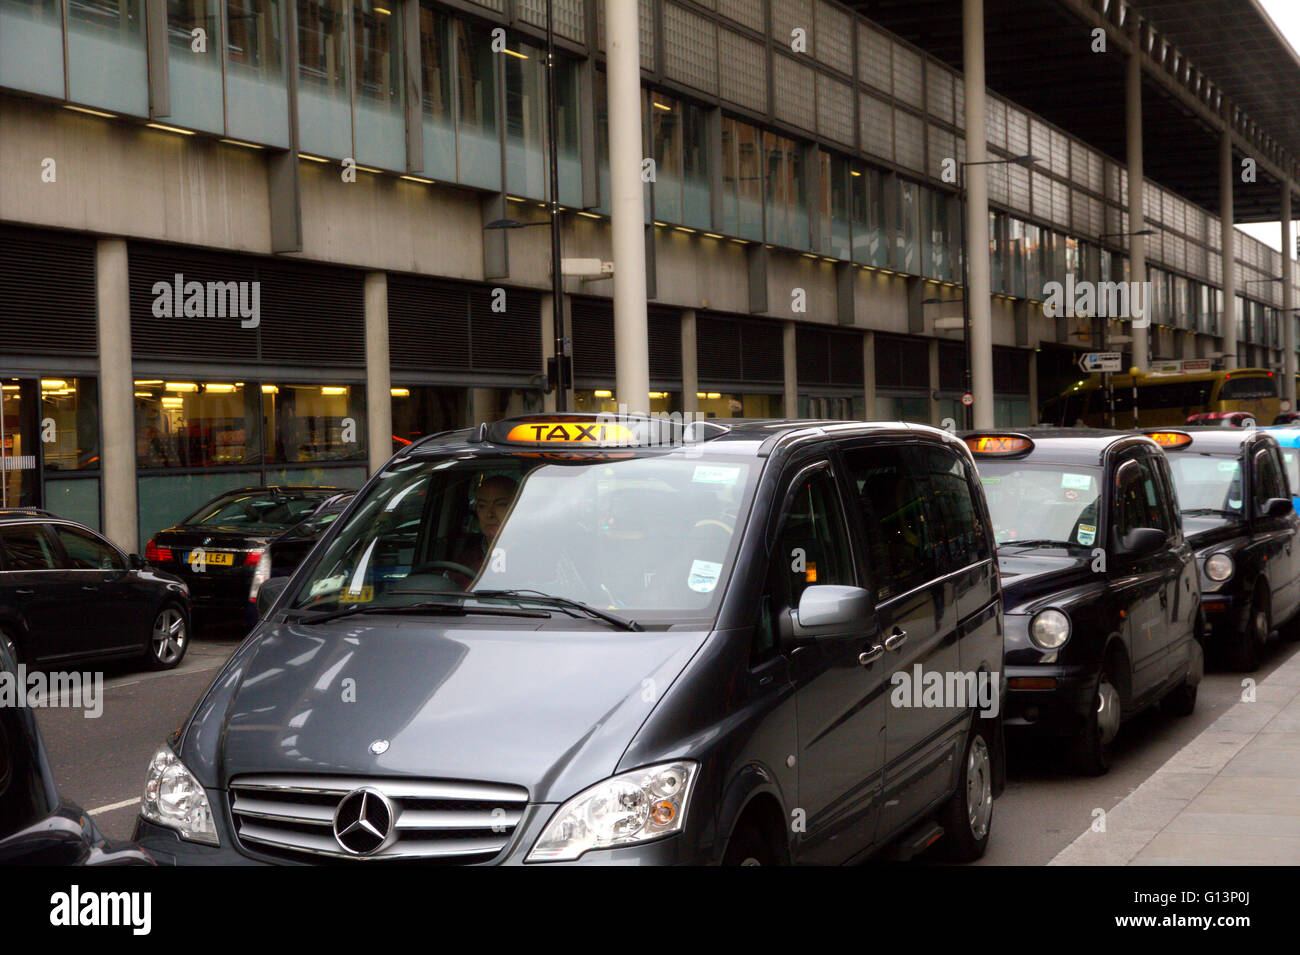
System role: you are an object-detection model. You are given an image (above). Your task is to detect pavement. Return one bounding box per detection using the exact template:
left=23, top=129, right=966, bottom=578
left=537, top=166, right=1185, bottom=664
left=1050, top=645, right=1300, bottom=865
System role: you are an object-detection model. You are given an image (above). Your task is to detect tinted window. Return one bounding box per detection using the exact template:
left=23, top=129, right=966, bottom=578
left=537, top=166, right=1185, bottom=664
left=1219, top=376, right=1277, bottom=400
left=913, top=445, right=990, bottom=571
left=1254, top=447, right=1287, bottom=505
left=184, top=490, right=336, bottom=531
left=1114, top=456, right=1170, bottom=536
left=53, top=526, right=123, bottom=571
left=845, top=444, right=935, bottom=601
left=0, top=525, right=59, bottom=571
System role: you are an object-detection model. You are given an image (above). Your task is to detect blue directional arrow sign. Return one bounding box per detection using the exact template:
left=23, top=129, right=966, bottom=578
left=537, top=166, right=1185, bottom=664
left=1078, top=351, right=1123, bottom=373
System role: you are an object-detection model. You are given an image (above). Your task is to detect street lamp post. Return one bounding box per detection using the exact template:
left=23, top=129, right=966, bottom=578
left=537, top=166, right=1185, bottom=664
left=1096, top=229, right=1156, bottom=426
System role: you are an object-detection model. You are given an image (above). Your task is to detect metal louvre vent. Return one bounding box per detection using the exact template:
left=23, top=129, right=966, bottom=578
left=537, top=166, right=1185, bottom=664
left=0, top=226, right=97, bottom=356
left=469, top=286, right=541, bottom=374
left=571, top=301, right=682, bottom=382
left=698, top=314, right=783, bottom=385
left=387, top=274, right=471, bottom=370
left=648, top=307, right=682, bottom=381
left=229, top=775, right=529, bottom=864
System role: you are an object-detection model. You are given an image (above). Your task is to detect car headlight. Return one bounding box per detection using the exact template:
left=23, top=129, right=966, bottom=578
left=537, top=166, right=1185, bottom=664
left=1029, top=609, right=1070, bottom=650
left=139, top=745, right=218, bottom=845
left=1205, top=553, right=1233, bottom=582
left=528, top=761, right=697, bottom=862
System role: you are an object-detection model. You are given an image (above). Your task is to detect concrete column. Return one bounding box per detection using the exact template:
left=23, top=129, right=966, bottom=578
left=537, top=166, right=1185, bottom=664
left=606, top=0, right=650, bottom=414
left=1126, top=50, right=1149, bottom=371
left=470, top=389, right=497, bottom=424
left=681, top=310, right=699, bottom=414
left=1283, top=184, right=1295, bottom=406
left=862, top=331, right=877, bottom=419
left=96, top=239, right=139, bottom=552
left=963, top=0, right=994, bottom=429
left=364, top=272, right=391, bottom=475
left=1221, top=129, right=1237, bottom=369
left=783, top=320, right=798, bottom=418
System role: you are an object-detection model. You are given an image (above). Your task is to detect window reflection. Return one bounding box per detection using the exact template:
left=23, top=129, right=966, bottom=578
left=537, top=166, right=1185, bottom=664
left=264, top=383, right=365, bottom=463
left=135, top=380, right=257, bottom=469
left=298, top=0, right=351, bottom=157
left=454, top=18, right=499, bottom=190
left=167, top=0, right=224, bottom=132
left=67, top=0, right=148, bottom=114
left=225, top=0, right=289, bottom=147
left=352, top=0, right=403, bottom=169
left=41, top=378, right=101, bottom=471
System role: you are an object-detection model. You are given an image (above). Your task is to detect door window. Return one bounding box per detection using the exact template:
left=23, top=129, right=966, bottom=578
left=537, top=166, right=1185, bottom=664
left=844, top=444, right=936, bottom=602
left=1254, top=447, right=1287, bottom=507
left=1114, top=456, right=1170, bottom=537
left=53, top=526, right=124, bottom=571
left=912, top=445, right=990, bottom=572
left=0, top=524, right=59, bottom=570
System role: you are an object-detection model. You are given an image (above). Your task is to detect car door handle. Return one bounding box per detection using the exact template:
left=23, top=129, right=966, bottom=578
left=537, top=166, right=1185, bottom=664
left=884, top=628, right=908, bottom=651
left=16, top=588, right=34, bottom=595
left=81, top=585, right=99, bottom=593
left=858, top=643, right=885, bottom=667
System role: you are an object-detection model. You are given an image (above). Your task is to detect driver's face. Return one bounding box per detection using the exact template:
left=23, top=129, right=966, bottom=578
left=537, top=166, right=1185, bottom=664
left=475, top=485, right=514, bottom=540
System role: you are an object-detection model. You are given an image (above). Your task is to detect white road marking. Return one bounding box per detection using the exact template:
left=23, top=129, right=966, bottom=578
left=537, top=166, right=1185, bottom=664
left=88, top=796, right=140, bottom=815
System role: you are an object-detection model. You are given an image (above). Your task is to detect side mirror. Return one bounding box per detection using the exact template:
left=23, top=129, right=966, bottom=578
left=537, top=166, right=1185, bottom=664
left=790, top=585, right=875, bottom=639
left=1115, top=527, right=1167, bottom=558
left=256, top=575, right=291, bottom=617
left=1262, top=497, right=1294, bottom=520
left=128, top=553, right=145, bottom=570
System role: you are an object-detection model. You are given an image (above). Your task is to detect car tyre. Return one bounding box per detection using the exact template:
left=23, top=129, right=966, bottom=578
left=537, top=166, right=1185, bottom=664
left=147, top=604, right=189, bottom=671
left=721, top=822, right=779, bottom=866
left=1070, top=667, right=1121, bottom=776
left=938, top=722, right=994, bottom=862
left=1230, top=594, right=1269, bottom=672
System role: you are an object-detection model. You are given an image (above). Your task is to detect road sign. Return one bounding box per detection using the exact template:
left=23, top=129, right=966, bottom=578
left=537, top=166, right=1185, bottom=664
left=1078, top=351, right=1123, bottom=373
left=961, top=392, right=974, bottom=406
left=1179, top=358, right=1211, bottom=372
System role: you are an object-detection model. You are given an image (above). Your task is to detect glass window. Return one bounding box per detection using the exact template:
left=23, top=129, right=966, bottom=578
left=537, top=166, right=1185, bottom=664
left=694, top=392, right=781, bottom=419
left=1280, top=447, right=1300, bottom=497
left=920, top=188, right=954, bottom=281
left=134, top=380, right=259, bottom=469
left=764, top=132, right=808, bottom=250
left=720, top=116, right=763, bottom=241
left=41, top=378, right=100, bottom=471
left=225, top=0, right=289, bottom=147
left=1114, top=457, right=1170, bottom=535
left=976, top=460, right=1102, bottom=548
left=167, top=0, right=225, bottom=133
left=44, top=478, right=101, bottom=532
left=505, top=40, right=546, bottom=199
left=1254, top=448, right=1287, bottom=505
left=1168, top=453, right=1243, bottom=516
left=895, top=179, right=919, bottom=274
left=53, top=525, right=123, bottom=570
left=0, top=523, right=58, bottom=570
left=351, top=0, right=403, bottom=169
left=850, top=166, right=886, bottom=267
left=554, top=55, right=581, bottom=208
left=823, top=153, right=851, bottom=260
left=0, top=0, right=64, bottom=97
left=298, top=0, right=352, bottom=158
left=183, top=486, right=337, bottom=530
left=914, top=445, right=989, bottom=570
left=875, top=394, right=931, bottom=425
left=766, top=467, right=854, bottom=630
left=651, top=93, right=684, bottom=225
left=391, top=385, right=466, bottom=450
left=67, top=0, right=148, bottom=115
left=1023, top=222, right=1042, bottom=300
left=418, top=2, right=455, bottom=179
left=845, top=443, right=934, bottom=601
left=263, top=383, right=365, bottom=463
left=454, top=18, right=500, bottom=190
left=680, top=101, right=709, bottom=230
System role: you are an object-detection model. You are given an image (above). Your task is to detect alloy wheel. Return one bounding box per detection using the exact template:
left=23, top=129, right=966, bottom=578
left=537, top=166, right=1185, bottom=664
left=966, top=735, right=993, bottom=841
left=152, top=608, right=186, bottom=666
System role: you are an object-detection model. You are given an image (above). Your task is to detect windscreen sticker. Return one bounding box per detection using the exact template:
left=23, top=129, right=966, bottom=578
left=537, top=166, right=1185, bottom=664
left=693, top=465, right=741, bottom=485
left=1077, top=523, right=1097, bottom=547
left=1218, top=461, right=1240, bottom=472
left=687, top=559, right=723, bottom=593
left=1062, top=473, right=1093, bottom=490
left=980, top=476, right=1002, bottom=485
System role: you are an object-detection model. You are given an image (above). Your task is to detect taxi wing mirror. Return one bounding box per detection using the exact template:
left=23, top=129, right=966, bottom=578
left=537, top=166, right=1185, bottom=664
left=1261, top=497, right=1293, bottom=520
left=790, top=585, right=876, bottom=640
left=257, top=576, right=291, bottom=617
left=1114, top=527, right=1166, bottom=558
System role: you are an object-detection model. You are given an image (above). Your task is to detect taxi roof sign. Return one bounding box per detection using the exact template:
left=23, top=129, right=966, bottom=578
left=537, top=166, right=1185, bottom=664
left=965, top=434, right=1035, bottom=457
left=486, top=413, right=727, bottom=450
left=1143, top=430, right=1194, bottom=451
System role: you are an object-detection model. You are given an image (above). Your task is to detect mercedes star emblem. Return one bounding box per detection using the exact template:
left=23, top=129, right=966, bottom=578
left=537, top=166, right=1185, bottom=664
left=332, top=788, right=396, bottom=855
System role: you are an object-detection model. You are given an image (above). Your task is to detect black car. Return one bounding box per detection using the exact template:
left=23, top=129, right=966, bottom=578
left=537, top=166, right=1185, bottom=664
left=146, top=486, right=350, bottom=635
left=134, top=414, right=1004, bottom=865
left=965, top=429, right=1202, bottom=775
left=1147, top=427, right=1300, bottom=670
left=0, top=511, right=191, bottom=671
left=245, top=492, right=356, bottom=630
left=0, top=639, right=154, bottom=864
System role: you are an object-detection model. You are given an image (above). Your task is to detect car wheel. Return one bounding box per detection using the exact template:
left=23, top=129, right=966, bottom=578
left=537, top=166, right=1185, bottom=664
left=147, top=605, right=189, bottom=671
left=1071, top=666, right=1121, bottom=776
left=721, top=823, right=779, bottom=866
left=1231, top=594, right=1269, bottom=672
left=938, top=723, right=994, bottom=862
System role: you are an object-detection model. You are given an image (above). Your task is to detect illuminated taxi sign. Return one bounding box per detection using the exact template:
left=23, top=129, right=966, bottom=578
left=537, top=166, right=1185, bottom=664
left=965, top=434, right=1034, bottom=457
left=504, top=420, right=636, bottom=445
left=1144, top=430, right=1193, bottom=451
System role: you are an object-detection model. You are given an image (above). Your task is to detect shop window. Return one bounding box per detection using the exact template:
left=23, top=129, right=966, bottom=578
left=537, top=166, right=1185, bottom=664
left=264, top=383, right=366, bottom=463
left=134, top=380, right=259, bottom=469
left=40, top=377, right=100, bottom=471
left=695, top=393, right=781, bottom=419
left=391, top=385, right=467, bottom=450
left=573, top=391, right=679, bottom=415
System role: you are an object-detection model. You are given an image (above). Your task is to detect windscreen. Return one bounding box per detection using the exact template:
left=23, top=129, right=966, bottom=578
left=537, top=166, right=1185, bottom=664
left=183, top=491, right=334, bottom=531
left=976, top=460, right=1103, bottom=547
left=290, top=452, right=758, bottom=622
left=1167, top=454, right=1245, bottom=516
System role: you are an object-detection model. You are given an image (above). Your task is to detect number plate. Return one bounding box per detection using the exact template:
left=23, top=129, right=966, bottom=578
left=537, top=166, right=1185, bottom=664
left=187, top=550, right=235, bottom=566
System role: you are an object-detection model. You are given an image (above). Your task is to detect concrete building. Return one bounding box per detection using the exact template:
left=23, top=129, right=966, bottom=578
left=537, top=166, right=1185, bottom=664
left=1, top=0, right=1299, bottom=550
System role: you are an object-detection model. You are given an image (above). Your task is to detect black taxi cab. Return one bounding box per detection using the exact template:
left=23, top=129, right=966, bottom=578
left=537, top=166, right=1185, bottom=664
left=963, top=429, right=1202, bottom=775
left=134, top=413, right=1004, bottom=866
left=1145, top=427, right=1300, bottom=670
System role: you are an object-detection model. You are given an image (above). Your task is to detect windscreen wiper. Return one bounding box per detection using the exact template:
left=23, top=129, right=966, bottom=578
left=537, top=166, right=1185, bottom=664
left=471, top=589, right=643, bottom=631
left=284, top=601, right=551, bottom=625
left=997, top=539, right=1078, bottom=549
left=1181, top=508, right=1239, bottom=517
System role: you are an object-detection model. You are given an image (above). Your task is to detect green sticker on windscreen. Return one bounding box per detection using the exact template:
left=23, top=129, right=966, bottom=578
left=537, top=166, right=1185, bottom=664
left=1062, top=473, right=1092, bottom=490
left=1218, top=461, right=1239, bottom=472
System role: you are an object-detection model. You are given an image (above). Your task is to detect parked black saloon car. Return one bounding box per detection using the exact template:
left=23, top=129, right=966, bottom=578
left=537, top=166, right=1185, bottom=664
left=964, top=430, right=1203, bottom=775
left=145, top=486, right=350, bottom=635
left=0, top=638, right=153, bottom=864
left=0, top=510, right=191, bottom=671
left=1147, top=427, right=1300, bottom=670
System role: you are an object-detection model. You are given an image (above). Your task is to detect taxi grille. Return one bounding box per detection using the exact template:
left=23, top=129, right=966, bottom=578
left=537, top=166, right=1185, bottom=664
left=229, top=775, right=529, bottom=864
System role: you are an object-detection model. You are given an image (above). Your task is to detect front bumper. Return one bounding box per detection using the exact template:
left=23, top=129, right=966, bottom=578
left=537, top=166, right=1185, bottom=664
left=1199, top=592, right=1240, bottom=646
left=132, top=800, right=698, bottom=866
left=1002, top=664, right=1097, bottom=737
